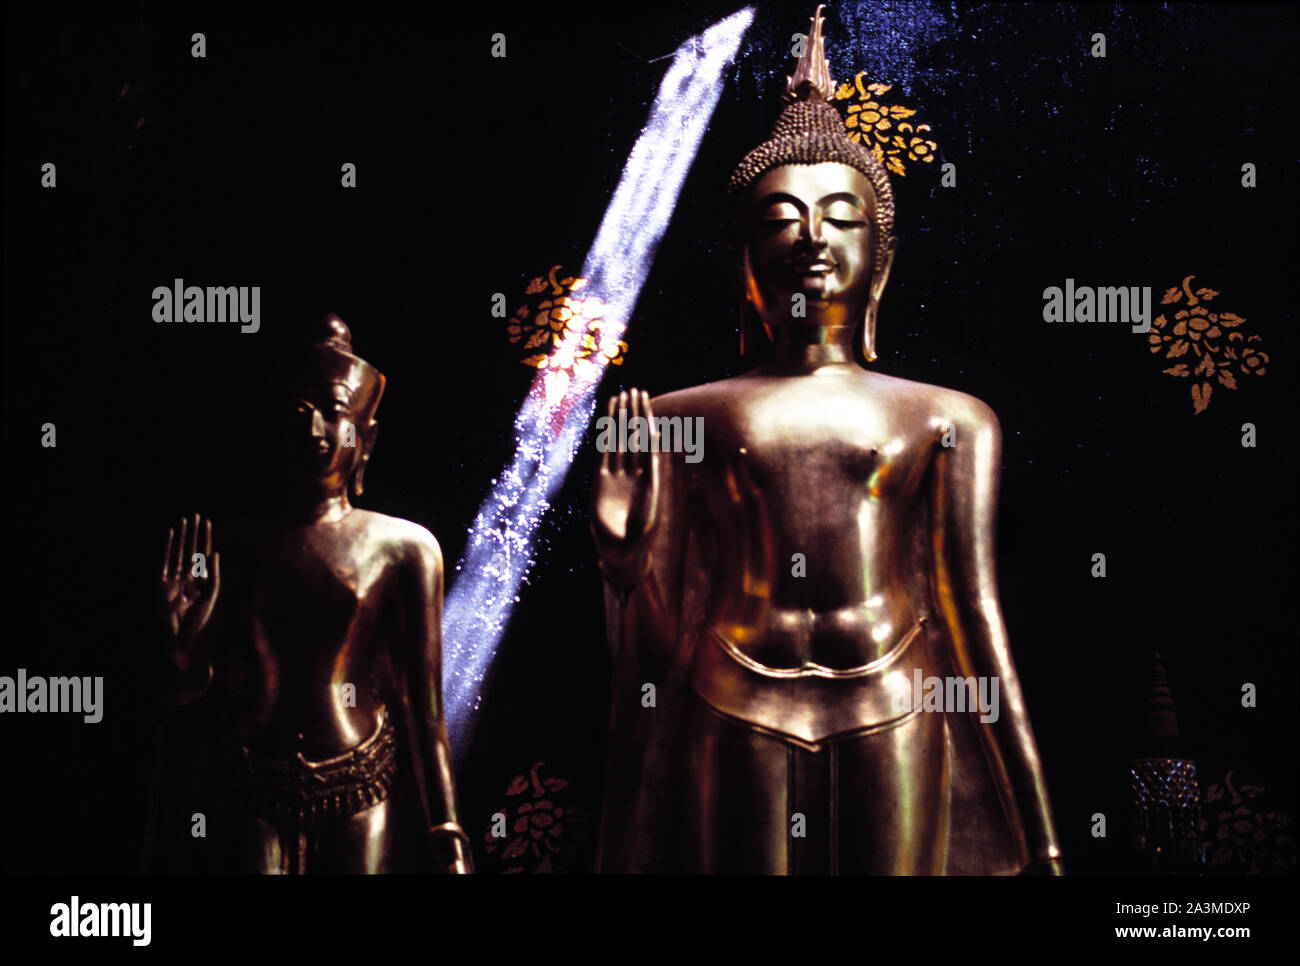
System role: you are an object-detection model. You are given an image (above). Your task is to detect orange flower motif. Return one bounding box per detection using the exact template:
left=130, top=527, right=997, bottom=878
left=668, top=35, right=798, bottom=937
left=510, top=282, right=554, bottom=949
left=506, top=265, right=624, bottom=404
left=833, top=73, right=936, bottom=178
left=1199, top=771, right=1295, bottom=874
left=482, top=761, right=588, bottom=874
left=1171, top=305, right=1221, bottom=343
left=1239, top=346, right=1269, bottom=375
left=1151, top=275, right=1266, bottom=414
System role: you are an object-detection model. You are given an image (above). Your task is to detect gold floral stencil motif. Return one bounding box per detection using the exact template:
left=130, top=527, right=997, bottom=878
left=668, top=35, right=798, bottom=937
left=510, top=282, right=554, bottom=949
left=1148, top=275, right=1268, bottom=414
left=507, top=265, right=626, bottom=406
left=832, top=72, right=938, bottom=178
left=1199, top=770, right=1294, bottom=874
left=481, top=760, right=588, bottom=873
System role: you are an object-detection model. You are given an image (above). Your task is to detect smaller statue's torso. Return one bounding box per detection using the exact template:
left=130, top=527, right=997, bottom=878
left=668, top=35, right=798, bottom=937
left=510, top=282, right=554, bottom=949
left=216, top=510, right=427, bottom=759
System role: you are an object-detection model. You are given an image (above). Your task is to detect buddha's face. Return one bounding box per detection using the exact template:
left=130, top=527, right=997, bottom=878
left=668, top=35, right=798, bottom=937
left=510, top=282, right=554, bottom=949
left=283, top=380, right=368, bottom=493
left=743, top=162, right=880, bottom=332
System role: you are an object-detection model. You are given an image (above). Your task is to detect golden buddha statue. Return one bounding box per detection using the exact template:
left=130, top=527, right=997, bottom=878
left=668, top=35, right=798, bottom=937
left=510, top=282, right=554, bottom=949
left=158, top=314, right=470, bottom=873
left=591, top=8, right=1062, bottom=875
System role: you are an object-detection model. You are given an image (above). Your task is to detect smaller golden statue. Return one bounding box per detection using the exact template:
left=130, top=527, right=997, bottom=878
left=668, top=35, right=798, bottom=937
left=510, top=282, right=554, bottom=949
left=158, top=314, right=470, bottom=873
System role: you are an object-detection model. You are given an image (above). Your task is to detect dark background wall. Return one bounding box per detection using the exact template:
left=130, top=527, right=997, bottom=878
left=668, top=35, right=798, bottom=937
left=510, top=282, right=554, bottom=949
left=3, top=0, right=1295, bottom=874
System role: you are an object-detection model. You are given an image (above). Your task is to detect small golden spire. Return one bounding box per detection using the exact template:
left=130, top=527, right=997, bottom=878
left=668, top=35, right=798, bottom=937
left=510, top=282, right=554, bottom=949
left=785, top=5, right=833, bottom=102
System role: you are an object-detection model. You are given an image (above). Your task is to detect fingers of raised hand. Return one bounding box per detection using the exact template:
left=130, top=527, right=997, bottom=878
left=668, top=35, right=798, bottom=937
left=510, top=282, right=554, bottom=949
left=184, top=515, right=196, bottom=577
left=163, top=515, right=215, bottom=586
left=618, top=389, right=632, bottom=474
left=613, top=388, right=655, bottom=476
left=597, top=388, right=657, bottom=508
left=162, top=527, right=176, bottom=582
left=602, top=390, right=638, bottom=476
left=601, top=394, right=619, bottom=475
left=638, top=389, right=657, bottom=476
left=169, top=517, right=188, bottom=583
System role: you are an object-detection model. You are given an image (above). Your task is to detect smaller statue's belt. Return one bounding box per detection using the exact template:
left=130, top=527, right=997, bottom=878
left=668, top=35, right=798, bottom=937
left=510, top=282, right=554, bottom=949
left=240, top=706, right=398, bottom=830
left=690, top=620, right=930, bottom=748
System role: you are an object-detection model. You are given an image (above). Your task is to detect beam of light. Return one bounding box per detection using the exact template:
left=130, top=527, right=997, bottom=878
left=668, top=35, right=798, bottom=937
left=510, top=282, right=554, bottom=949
left=442, top=7, right=755, bottom=757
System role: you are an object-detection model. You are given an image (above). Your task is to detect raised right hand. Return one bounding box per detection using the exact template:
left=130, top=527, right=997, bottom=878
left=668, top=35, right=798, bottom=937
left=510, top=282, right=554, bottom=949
left=160, top=513, right=221, bottom=642
left=591, top=389, right=660, bottom=577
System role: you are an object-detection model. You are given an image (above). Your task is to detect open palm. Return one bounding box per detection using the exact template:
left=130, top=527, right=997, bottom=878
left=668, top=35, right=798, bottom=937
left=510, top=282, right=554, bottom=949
left=592, top=389, right=659, bottom=551
left=160, top=513, right=220, bottom=641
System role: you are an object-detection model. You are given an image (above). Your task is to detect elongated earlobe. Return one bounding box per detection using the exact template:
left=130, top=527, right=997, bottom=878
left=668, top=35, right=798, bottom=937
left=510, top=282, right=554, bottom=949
left=352, top=422, right=378, bottom=498
left=351, top=448, right=368, bottom=496
left=861, top=236, right=897, bottom=364
left=861, top=307, right=878, bottom=362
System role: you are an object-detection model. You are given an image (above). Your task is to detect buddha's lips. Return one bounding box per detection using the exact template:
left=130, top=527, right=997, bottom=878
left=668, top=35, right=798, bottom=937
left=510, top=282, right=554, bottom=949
left=787, top=258, right=836, bottom=273
left=302, top=441, right=330, bottom=463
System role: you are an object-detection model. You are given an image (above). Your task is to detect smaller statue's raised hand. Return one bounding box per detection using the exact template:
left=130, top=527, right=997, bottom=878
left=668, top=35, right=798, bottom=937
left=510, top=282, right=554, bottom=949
left=160, top=513, right=221, bottom=644
left=592, top=389, right=659, bottom=589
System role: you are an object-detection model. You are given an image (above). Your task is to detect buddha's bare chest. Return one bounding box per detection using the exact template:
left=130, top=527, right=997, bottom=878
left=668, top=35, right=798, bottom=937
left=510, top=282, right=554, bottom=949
left=684, top=387, right=936, bottom=526
left=221, top=532, right=397, bottom=700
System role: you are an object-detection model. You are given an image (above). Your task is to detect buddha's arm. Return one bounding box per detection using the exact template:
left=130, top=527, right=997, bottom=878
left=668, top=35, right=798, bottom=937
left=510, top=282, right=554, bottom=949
left=397, top=534, right=472, bottom=873
left=604, top=448, right=689, bottom=670
left=592, top=391, right=688, bottom=672
left=929, top=403, right=1063, bottom=874
left=592, top=400, right=693, bottom=871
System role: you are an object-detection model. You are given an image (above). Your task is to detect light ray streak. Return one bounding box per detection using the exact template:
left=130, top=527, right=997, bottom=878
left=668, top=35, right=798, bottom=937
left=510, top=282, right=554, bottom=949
left=442, top=8, right=754, bottom=757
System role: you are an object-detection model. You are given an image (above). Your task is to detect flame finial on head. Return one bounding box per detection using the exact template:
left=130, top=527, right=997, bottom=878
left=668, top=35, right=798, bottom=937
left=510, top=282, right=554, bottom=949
left=785, top=4, right=833, bottom=102
left=316, top=312, right=355, bottom=353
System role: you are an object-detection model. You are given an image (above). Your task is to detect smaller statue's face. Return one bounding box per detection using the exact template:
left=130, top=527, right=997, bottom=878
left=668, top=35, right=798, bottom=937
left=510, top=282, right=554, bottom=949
left=745, top=162, right=877, bottom=330
left=283, top=381, right=365, bottom=491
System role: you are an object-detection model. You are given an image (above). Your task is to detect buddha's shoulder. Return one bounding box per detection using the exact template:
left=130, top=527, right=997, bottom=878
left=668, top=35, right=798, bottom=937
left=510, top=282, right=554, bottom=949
left=649, top=374, right=762, bottom=415
left=864, top=371, right=1000, bottom=427
left=346, top=510, right=443, bottom=565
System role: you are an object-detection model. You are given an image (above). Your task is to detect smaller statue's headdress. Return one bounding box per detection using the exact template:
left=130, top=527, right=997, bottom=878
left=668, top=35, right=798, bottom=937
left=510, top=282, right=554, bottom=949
left=728, top=5, right=895, bottom=268
left=298, top=313, right=386, bottom=424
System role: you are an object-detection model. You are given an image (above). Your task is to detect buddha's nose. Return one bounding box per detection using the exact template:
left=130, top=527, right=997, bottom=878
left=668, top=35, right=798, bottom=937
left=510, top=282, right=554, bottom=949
left=803, top=215, right=828, bottom=248
left=309, top=408, right=326, bottom=438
